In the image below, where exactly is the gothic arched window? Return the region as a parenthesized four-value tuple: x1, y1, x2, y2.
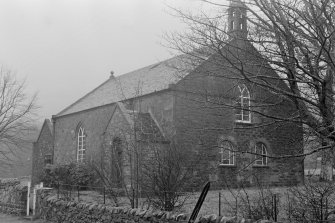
(235, 84, 251, 123)
(254, 142, 267, 166)
(77, 127, 86, 163)
(219, 141, 235, 165)
(111, 137, 122, 186)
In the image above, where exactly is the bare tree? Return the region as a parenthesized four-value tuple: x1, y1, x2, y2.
(0, 67, 37, 170)
(141, 142, 196, 211)
(164, 0, 335, 165)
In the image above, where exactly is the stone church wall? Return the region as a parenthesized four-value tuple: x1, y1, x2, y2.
(125, 90, 175, 137)
(53, 104, 116, 164)
(102, 92, 174, 189)
(173, 44, 304, 187)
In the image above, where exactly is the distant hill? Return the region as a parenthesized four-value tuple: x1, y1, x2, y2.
(0, 126, 39, 179)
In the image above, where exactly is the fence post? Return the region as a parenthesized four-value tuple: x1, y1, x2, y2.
(136, 189, 139, 208)
(273, 194, 278, 222)
(57, 183, 60, 199)
(103, 187, 106, 204)
(326, 197, 328, 221)
(32, 187, 37, 216)
(235, 196, 238, 217)
(131, 188, 135, 208)
(320, 197, 323, 221)
(164, 191, 167, 211)
(77, 186, 80, 202)
(219, 192, 221, 216)
(26, 182, 31, 216)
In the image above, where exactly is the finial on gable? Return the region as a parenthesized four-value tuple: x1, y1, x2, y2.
(110, 71, 115, 79)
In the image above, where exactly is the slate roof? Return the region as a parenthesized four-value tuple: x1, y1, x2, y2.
(36, 119, 53, 142)
(45, 119, 53, 135)
(135, 113, 166, 142)
(116, 103, 166, 142)
(56, 55, 196, 117)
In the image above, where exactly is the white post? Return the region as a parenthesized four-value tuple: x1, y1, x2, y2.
(26, 182, 30, 216)
(32, 183, 44, 216)
(32, 187, 37, 216)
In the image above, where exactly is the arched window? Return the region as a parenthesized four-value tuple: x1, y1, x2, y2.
(111, 137, 122, 187)
(235, 84, 251, 123)
(231, 20, 235, 30)
(219, 141, 235, 165)
(77, 127, 86, 163)
(254, 142, 267, 166)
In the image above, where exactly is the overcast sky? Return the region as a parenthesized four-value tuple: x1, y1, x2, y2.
(0, 0, 222, 123)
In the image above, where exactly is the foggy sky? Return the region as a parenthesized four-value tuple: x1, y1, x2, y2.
(0, 0, 215, 122)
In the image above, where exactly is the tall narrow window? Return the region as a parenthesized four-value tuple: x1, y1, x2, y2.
(254, 142, 267, 166)
(77, 127, 86, 163)
(231, 21, 235, 30)
(219, 141, 235, 165)
(111, 137, 122, 186)
(235, 84, 251, 123)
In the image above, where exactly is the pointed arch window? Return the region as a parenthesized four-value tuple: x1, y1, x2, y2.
(77, 127, 86, 163)
(254, 142, 267, 166)
(235, 84, 251, 123)
(219, 141, 235, 165)
(111, 137, 122, 186)
(231, 20, 235, 30)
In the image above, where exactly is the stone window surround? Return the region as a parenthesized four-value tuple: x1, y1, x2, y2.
(235, 84, 251, 123)
(77, 126, 86, 163)
(217, 137, 271, 168)
(219, 140, 235, 166)
(218, 136, 237, 167)
(254, 142, 268, 166)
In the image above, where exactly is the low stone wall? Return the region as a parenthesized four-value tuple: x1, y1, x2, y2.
(36, 190, 277, 223)
(0, 178, 27, 215)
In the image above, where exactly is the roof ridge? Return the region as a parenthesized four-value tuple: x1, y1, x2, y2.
(54, 53, 196, 117)
(55, 57, 179, 117)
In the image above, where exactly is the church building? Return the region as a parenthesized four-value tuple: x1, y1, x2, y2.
(32, 0, 304, 188)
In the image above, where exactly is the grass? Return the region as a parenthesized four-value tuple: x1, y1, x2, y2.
(179, 187, 289, 218)
(56, 186, 291, 220)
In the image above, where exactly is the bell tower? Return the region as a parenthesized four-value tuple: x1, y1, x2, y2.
(227, 0, 248, 39)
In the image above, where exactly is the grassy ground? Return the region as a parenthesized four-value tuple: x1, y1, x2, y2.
(179, 187, 289, 217)
(48, 181, 335, 222)
(59, 186, 289, 218)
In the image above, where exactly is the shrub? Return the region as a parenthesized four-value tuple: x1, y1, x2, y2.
(285, 180, 335, 223)
(221, 176, 279, 221)
(41, 163, 96, 188)
(141, 143, 196, 211)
